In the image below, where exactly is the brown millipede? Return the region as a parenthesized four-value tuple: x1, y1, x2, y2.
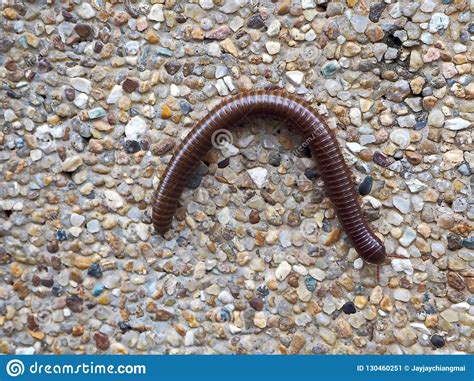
(152, 89, 386, 265)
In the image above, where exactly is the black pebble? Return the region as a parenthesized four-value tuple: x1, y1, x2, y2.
(268, 152, 281, 167)
(175, 14, 187, 23)
(304, 168, 320, 180)
(51, 285, 64, 297)
(41, 277, 54, 288)
(447, 233, 463, 251)
(186, 173, 203, 189)
(358, 175, 373, 196)
(301, 145, 312, 158)
(369, 2, 386, 23)
(256, 285, 269, 297)
(87, 263, 103, 278)
(430, 335, 445, 348)
(342, 301, 357, 314)
(125, 140, 141, 154)
(247, 13, 265, 29)
(7, 90, 22, 99)
(119, 321, 132, 332)
(217, 158, 230, 168)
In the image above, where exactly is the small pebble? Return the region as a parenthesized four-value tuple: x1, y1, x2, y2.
(358, 176, 373, 196)
(342, 302, 357, 314)
(87, 263, 103, 278)
(430, 335, 445, 348)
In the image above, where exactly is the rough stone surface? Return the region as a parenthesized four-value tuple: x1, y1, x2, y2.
(0, 0, 471, 356)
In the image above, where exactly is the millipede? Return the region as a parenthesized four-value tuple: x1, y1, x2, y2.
(152, 89, 386, 265)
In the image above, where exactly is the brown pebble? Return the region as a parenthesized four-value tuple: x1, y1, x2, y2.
(465, 277, 474, 293)
(447, 272, 465, 290)
(249, 297, 264, 311)
(122, 78, 139, 93)
(183, 62, 195, 76)
(249, 210, 260, 224)
(324, 228, 341, 246)
(72, 325, 84, 336)
(175, 207, 186, 221)
(286, 210, 301, 227)
(113, 11, 129, 26)
(176, 14, 187, 23)
(373, 151, 392, 167)
(66, 295, 83, 312)
(425, 314, 438, 328)
(64, 88, 75, 101)
(358, 149, 373, 162)
(57, 147, 67, 161)
(27, 314, 39, 331)
(405, 151, 422, 165)
(151, 138, 176, 155)
(69, 269, 83, 284)
(32, 275, 41, 287)
(74, 23, 92, 38)
(93, 41, 103, 53)
(155, 309, 173, 321)
(164, 61, 181, 75)
(277, 0, 291, 15)
(289, 331, 306, 354)
(50, 256, 62, 270)
(93, 332, 110, 350)
(422, 96, 438, 111)
(255, 231, 266, 246)
(13, 280, 29, 299)
(47, 240, 59, 253)
(287, 273, 299, 288)
(5, 59, 17, 71)
(260, 190, 276, 205)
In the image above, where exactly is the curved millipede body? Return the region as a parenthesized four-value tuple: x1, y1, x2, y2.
(152, 89, 386, 265)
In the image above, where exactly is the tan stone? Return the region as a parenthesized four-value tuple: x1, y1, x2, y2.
(74, 255, 92, 270)
(220, 38, 239, 57)
(342, 42, 361, 57)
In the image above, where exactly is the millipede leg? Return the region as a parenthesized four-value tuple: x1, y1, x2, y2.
(386, 254, 410, 260)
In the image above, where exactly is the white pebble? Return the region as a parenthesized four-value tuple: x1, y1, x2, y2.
(247, 167, 268, 188)
(275, 261, 292, 281)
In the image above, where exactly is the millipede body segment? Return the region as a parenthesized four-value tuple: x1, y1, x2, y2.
(152, 89, 386, 265)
